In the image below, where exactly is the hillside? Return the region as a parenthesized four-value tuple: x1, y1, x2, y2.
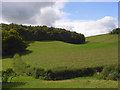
(2, 34, 118, 88)
(2, 34, 118, 70)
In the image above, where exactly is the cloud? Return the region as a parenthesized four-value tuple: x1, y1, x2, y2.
(1, 2, 118, 37)
(36, 7, 65, 26)
(35, 1, 68, 26)
(2, 1, 67, 26)
(54, 16, 117, 37)
(2, 2, 55, 24)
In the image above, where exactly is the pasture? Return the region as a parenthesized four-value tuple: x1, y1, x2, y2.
(2, 34, 118, 88)
(3, 76, 118, 88)
(2, 34, 118, 70)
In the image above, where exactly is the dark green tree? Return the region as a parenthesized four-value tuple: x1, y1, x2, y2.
(111, 28, 120, 34)
(1, 23, 86, 45)
(2, 29, 28, 56)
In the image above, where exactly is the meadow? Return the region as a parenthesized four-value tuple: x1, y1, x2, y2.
(3, 34, 118, 70)
(2, 34, 118, 88)
(3, 76, 118, 88)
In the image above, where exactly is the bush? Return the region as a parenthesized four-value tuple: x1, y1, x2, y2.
(2, 68, 17, 82)
(111, 28, 120, 34)
(34, 68, 45, 79)
(18, 66, 104, 80)
(35, 67, 102, 80)
(97, 65, 120, 80)
(25, 66, 36, 76)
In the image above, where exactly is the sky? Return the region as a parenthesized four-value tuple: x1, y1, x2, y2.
(61, 2, 118, 20)
(0, 0, 119, 36)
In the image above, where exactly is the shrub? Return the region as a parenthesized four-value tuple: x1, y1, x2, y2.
(42, 70, 54, 80)
(37, 67, 101, 80)
(34, 68, 44, 79)
(111, 28, 120, 34)
(97, 65, 120, 80)
(2, 68, 17, 82)
(25, 67, 36, 76)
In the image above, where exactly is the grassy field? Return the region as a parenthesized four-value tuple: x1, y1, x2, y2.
(2, 34, 118, 70)
(3, 76, 118, 88)
(2, 34, 118, 88)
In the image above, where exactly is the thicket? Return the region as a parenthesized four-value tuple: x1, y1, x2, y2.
(2, 68, 17, 82)
(95, 65, 120, 81)
(2, 65, 119, 82)
(1, 23, 85, 44)
(24, 65, 119, 81)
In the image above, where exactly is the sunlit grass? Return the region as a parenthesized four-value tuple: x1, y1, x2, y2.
(2, 34, 118, 70)
(3, 76, 118, 88)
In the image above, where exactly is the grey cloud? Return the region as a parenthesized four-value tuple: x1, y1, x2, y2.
(2, 2, 55, 24)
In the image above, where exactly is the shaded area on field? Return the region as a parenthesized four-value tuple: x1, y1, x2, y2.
(20, 49, 32, 56)
(2, 41, 34, 59)
(2, 56, 13, 59)
(2, 82, 26, 89)
(2, 49, 32, 59)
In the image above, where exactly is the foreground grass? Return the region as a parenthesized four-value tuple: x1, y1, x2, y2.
(3, 76, 118, 88)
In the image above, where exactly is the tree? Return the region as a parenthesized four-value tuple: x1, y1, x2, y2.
(1, 23, 86, 44)
(2, 29, 28, 56)
(111, 28, 120, 34)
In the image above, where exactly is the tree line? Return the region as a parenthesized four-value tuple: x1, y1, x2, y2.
(1, 23, 85, 56)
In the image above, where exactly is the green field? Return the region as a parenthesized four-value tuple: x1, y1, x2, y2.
(3, 76, 118, 88)
(3, 34, 118, 70)
(2, 34, 118, 88)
